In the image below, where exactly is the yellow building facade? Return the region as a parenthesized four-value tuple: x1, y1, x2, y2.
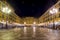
(0, 0, 21, 25)
(39, 0, 60, 26)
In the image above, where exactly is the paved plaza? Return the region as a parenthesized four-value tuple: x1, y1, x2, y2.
(0, 27, 60, 40)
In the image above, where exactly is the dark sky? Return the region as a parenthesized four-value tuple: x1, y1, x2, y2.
(7, 0, 58, 18)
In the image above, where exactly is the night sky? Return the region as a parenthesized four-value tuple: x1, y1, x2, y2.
(7, 0, 58, 18)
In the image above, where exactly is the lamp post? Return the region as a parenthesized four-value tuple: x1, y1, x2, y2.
(49, 8, 58, 29)
(1, 7, 11, 29)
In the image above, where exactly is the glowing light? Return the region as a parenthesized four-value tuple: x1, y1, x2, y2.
(38, 23, 45, 26)
(24, 27, 27, 34)
(55, 22, 58, 25)
(33, 27, 36, 33)
(1, 7, 11, 13)
(7, 9, 11, 13)
(32, 27, 36, 37)
(33, 22, 36, 24)
(1, 21, 6, 24)
(49, 8, 58, 14)
(24, 22, 26, 24)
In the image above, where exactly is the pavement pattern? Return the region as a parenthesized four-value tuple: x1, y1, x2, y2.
(0, 27, 60, 40)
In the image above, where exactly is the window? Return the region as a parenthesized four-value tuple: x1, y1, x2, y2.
(59, 8, 60, 12)
(2, 15, 4, 18)
(59, 2, 60, 6)
(0, 16, 1, 18)
(59, 14, 60, 17)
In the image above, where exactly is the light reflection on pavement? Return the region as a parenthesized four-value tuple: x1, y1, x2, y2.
(0, 27, 60, 40)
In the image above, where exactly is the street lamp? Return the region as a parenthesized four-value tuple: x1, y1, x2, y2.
(1, 7, 11, 29)
(49, 8, 58, 29)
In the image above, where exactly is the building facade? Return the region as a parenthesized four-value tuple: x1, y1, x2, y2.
(39, 0, 60, 28)
(22, 17, 39, 24)
(0, 0, 21, 26)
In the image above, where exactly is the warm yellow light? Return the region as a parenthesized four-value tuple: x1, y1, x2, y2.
(33, 22, 36, 24)
(1, 7, 11, 13)
(49, 8, 58, 14)
(24, 22, 26, 24)
(7, 9, 11, 13)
